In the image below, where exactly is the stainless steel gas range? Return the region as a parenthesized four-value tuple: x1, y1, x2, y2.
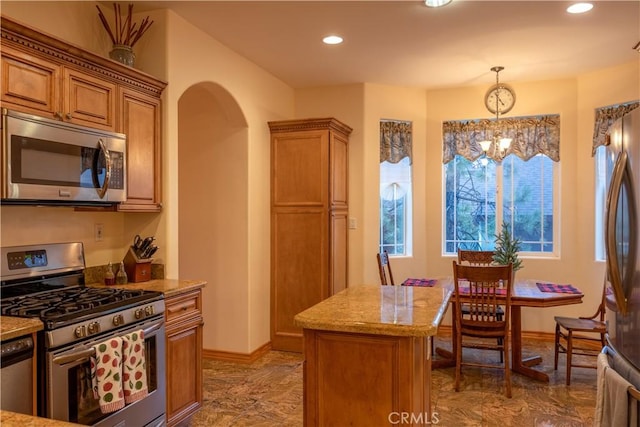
(0, 242, 166, 426)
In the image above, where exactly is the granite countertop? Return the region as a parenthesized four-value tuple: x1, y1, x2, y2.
(0, 410, 84, 426)
(88, 278, 206, 297)
(294, 284, 452, 337)
(1, 317, 43, 341)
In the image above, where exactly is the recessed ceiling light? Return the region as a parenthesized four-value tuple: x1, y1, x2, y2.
(322, 35, 343, 45)
(566, 3, 593, 14)
(424, 0, 452, 7)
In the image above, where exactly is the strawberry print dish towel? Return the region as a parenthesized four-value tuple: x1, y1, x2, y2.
(91, 337, 125, 413)
(122, 329, 148, 403)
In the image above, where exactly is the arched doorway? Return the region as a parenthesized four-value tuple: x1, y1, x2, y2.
(178, 82, 249, 352)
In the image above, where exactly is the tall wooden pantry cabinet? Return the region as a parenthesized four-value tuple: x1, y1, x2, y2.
(269, 118, 352, 352)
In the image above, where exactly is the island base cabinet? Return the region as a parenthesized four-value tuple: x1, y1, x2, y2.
(302, 329, 432, 427)
(165, 290, 203, 427)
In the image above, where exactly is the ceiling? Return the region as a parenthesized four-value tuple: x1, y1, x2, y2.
(125, 1, 639, 89)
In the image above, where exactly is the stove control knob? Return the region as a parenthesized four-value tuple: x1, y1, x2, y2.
(135, 308, 144, 319)
(88, 322, 101, 335)
(113, 314, 124, 326)
(145, 305, 154, 316)
(75, 325, 86, 338)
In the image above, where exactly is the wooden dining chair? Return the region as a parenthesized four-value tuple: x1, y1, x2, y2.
(377, 250, 395, 286)
(553, 280, 607, 385)
(452, 261, 514, 398)
(457, 249, 495, 266)
(457, 249, 505, 362)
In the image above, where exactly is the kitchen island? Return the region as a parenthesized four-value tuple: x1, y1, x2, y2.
(294, 284, 451, 427)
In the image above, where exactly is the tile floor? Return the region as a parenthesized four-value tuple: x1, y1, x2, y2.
(187, 337, 598, 427)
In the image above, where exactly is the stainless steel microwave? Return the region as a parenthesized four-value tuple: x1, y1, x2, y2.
(1, 109, 126, 206)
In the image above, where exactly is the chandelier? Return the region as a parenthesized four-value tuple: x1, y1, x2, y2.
(479, 66, 514, 161)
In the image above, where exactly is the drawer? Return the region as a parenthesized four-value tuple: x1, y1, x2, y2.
(165, 290, 202, 323)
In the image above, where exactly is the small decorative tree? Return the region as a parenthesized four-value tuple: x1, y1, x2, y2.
(493, 221, 523, 272)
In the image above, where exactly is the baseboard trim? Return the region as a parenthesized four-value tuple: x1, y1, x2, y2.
(203, 341, 272, 364)
(436, 325, 555, 342)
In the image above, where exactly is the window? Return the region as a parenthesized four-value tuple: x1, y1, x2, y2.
(380, 158, 412, 255)
(594, 146, 611, 261)
(442, 114, 560, 256)
(380, 120, 413, 256)
(444, 154, 557, 255)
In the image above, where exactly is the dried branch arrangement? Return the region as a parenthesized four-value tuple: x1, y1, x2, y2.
(97, 3, 153, 47)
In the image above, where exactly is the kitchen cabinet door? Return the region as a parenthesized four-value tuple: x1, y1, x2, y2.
(1, 46, 116, 131)
(165, 289, 203, 427)
(1, 45, 60, 118)
(63, 67, 116, 131)
(118, 88, 162, 212)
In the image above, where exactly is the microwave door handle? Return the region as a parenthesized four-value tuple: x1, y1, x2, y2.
(96, 138, 111, 199)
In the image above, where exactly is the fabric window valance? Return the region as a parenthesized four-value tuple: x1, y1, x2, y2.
(442, 114, 560, 164)
(591, 101, 639, 156)
(380, 120, 412, 164)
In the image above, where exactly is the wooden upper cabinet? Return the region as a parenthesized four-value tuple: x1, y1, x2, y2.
(1, 45, 116, 130)
(118, 88, 162, 212)
(63, 68, 116, 130)
(1, 45, 60, 117)
(1, 16, 167, 212)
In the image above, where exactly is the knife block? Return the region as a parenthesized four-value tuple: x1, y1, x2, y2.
(123, 247, 152, 283)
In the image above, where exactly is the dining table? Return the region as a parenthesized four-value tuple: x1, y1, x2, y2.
(429, 277, 584, 382)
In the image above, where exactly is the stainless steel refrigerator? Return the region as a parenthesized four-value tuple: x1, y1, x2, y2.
(604, 106, 640, 378)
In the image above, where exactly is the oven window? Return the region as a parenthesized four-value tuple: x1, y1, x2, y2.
(69, 361, 103, 425)
(66, 338, 159, 425)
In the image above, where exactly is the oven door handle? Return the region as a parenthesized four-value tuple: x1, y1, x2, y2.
(52, 320, 164, 366)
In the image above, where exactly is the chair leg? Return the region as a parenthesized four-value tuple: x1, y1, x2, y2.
(554, 323, 560, 370)
(566, 330, 573, 386)
(504, 335, 511, 398)
(455, 330, 462, 392)
(498, 337, 504, 363)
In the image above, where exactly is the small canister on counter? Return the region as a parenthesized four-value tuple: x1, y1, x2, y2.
(104, 262, 115, 285)
(116, 261, 128, 284)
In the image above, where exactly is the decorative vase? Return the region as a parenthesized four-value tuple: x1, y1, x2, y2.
(109, 44, 135, 67)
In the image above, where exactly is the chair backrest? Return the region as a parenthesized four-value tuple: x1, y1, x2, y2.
(452, 261, 513, 332)
(376, 251, 395, 286)
(457, 249, 495, 266)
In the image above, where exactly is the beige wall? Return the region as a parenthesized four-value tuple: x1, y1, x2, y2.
(162, 11, 293, 353)
(1, 2, 639, 352)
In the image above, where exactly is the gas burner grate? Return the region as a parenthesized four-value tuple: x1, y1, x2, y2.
(1, 285, 162, 328)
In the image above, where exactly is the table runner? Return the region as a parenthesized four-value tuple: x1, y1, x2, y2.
(536, 282, 581, 294)
(402, 278, 437, 287)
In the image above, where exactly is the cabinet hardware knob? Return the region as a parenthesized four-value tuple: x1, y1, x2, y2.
(54, 111, 63, 120)
(65, 113, 73, 120)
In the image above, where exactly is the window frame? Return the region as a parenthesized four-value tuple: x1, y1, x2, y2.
(379, 158, 414, 257)
(441, 154, 561, 258)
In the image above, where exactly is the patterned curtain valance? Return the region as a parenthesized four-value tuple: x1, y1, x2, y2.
(591, 101, 639, 156)
(380, 120, 412, 164)
(442, 114, 560, 164)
